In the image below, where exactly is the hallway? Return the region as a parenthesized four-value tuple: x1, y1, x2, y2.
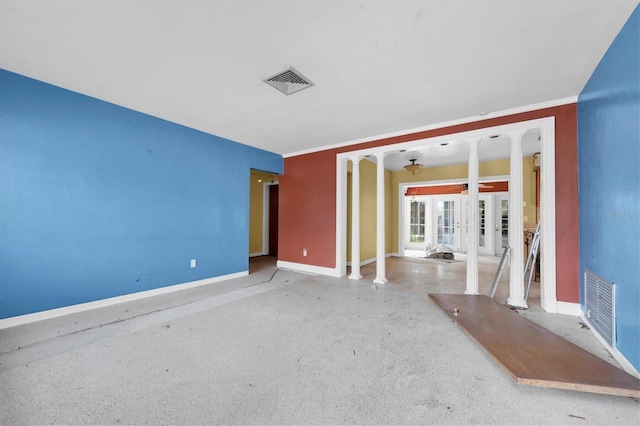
(1, 256, 636, 425)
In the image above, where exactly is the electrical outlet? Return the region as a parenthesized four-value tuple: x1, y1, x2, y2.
(303, 248, 307, 257)
(524, 216, 528, 222)
(190, 259, 197, 268)
(523, 201, 527, 207)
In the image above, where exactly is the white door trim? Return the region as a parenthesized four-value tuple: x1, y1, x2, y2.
(262, 182, 279, 256)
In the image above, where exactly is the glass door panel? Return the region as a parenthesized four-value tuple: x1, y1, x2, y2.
(462, 194, 492, 254)
(500, 200, 509, 248)
(479, 199, 486, 248)
(495, 195, 509, 255)
(409, 200, 426, 243)
(477, 194, 493, 255)
(437, 200, 456, 246)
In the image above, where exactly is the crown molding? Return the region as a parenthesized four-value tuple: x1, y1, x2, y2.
(284, 96, 577, 158)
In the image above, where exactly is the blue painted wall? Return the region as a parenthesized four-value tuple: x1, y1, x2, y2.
(0, 69, 282, 319)
(578, 6, 640, 370)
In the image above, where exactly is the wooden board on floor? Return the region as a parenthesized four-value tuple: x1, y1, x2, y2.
(428, 293, 640, 397)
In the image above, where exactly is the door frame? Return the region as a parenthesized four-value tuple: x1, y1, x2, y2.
(262, 181, 279, 256)
(404, 196, 431, 250)
(493, 192, 510, 256)
(431, 194, 462, 252)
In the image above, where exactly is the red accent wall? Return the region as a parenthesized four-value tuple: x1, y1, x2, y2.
(279, 150, 338, 267)
(279, 104, 579, 302)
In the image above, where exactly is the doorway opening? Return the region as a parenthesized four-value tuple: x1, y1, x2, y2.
(249, 170, 279, 259)
(336, 117, 557, 312)
(266, 184, 279, 256)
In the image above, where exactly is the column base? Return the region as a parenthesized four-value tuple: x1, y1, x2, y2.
(349, 273, 363, 280)
(464, 289, 480, 295)
(373, 276, 388, 284)
(507, 297, 528, 309)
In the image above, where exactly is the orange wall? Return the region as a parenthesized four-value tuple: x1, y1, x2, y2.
(279, 104, 579, 302)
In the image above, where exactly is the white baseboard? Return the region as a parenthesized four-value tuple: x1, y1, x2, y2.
(276, 260, 342, 277)
(556, 301, 582, 316)
(249, 252, 265, 258)
(581, 314, 640, 379)
(0, 271, 249, 330)
(346, 253, 398, 267)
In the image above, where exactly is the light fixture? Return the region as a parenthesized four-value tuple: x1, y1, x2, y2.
(461, 183, 468, 195)
(404, 158, 423, 174)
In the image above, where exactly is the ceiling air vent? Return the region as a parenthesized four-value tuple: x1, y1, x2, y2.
(264, 67, 314, 95)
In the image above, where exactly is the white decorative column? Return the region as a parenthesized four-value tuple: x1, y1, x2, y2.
(374, 152, 388, 284)
(465, 138, 480, 295)
(507, 130, 527, 308)
(349, 156, 363, 280)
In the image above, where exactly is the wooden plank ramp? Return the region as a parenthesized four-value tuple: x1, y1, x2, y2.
(428, 293, 640, 397)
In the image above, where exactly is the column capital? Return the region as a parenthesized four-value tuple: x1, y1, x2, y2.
(349, 155, 363, 164)
(508, 129, 527, 143)
(374, 151, 386, 161)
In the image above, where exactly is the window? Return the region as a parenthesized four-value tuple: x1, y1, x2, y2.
(409, 201, 426, 243)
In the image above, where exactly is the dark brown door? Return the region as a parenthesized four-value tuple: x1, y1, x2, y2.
(268, 185, 279, 256)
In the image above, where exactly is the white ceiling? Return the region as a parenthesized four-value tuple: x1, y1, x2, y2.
(370, 129, 541, 171)
(1, 1, 637, 158)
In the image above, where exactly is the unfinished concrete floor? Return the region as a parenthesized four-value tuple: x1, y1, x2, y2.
(1, 256, 638, 425)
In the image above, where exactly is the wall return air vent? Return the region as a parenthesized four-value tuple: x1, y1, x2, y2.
(584, 269, 616, 348)
(264, 67, 314, 95)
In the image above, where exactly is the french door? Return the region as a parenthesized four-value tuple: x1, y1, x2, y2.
(403, 193, 508, 255)
(405, 197, 429, 250)
(433, 196, 461, 251)
(476, 194, 494, 255)
(494, 194, 509, 255)
(460, 194, 493, 255)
